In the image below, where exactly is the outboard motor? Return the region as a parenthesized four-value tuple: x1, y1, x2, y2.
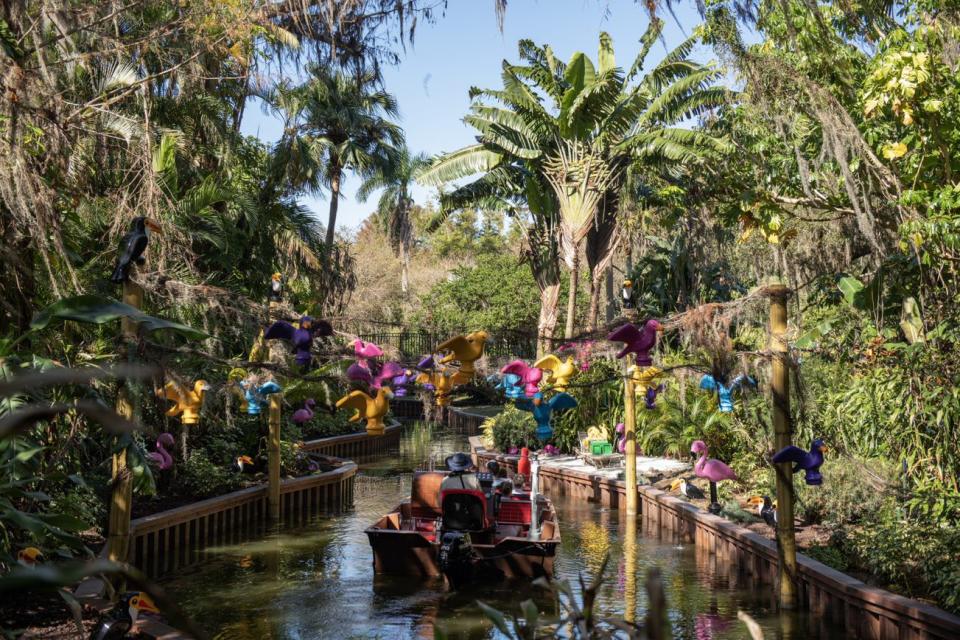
(438, 531, 476, 589)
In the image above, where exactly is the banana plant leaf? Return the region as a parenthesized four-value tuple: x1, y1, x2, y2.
(29, 295, 207, 340)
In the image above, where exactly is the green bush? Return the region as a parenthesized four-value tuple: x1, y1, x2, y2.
(173, 450, 243, 499)
(553, 359, 623, 453)
(50, 483, 105, 533)
(798, 457, 897, 527)
(487, 405, 539, 452)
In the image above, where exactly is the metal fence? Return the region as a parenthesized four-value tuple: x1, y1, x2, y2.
(353, 329, 536, 360)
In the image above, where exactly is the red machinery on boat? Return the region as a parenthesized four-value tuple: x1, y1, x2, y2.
(365, 457, 560, 589)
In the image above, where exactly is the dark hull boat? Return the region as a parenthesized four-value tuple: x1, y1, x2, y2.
(365, 471, 560, 589)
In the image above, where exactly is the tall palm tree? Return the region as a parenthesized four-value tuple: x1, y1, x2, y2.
(272, 67, 403, 247)
(357, 144, 431, 295)
(420, 21, 729, 338)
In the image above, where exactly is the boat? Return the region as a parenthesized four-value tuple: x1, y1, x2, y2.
(365, 462, 560, 589)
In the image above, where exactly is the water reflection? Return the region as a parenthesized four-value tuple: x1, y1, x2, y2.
(163, 423, 846, 639)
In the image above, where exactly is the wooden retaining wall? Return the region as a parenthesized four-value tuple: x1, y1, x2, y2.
(473, 441, 960, 640)
(129, 462, 356, 578)
(300, 420, 402, 461)
(447, 406, 498, 435)
(390, 396, 425, 419)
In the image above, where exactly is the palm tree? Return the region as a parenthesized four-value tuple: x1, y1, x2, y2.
(357, 144, 430, 296)
(272, 66, 403, 247)
(420, 21, 729, 339)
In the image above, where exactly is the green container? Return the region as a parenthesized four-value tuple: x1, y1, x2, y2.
(590, 441, 613, 455)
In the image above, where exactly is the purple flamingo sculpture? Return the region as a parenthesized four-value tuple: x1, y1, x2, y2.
(615, 422, 626, 453)
(607, 319, 663, 366)
(146, 433, 175, 471)
(292, 399, 316, 425)
(773, 438, 827, 485)
(500, 360, 542, 398)
(691, 440, 738, 514)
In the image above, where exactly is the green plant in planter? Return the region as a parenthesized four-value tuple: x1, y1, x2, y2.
(489, 405, 539, 452)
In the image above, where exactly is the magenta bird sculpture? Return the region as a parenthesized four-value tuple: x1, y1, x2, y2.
(373, 362, 404, 389)
(543, 444, 559, 456)
(346, 361, 373, 385)
(500, 360, 543, 397)
(615, 422, 626, 453)
(607, 319, 663, 366)
(691, 439, 737, 514)
(146, 433, 175, 471)
(292, 399, 316, 425)
(353, 339, 384, 363)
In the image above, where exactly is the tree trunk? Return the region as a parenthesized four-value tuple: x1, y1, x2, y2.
(399, 239, 410, 296)
(587, 269, 605, 332)
(538, 282, 560, 357)
(325, 167, 341, 248)
(564, 248, 580, 339)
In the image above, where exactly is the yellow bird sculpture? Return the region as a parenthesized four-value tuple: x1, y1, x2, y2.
(533, 353, 578, 391)
(416, 371, 455, 406)
(156, 379, 210, 425)
(628, 365, 663, 393)
(336, 387, 394, 435)
(437, 330, 488, 385)
(227, 368, 249, 413)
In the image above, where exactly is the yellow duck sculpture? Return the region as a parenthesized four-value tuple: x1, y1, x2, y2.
(156, 379, 210, 424)
(416, 370, 455, 406)
(437, 330, 488, 385)
(533, 353, 578, 391)
(336, 387, 394, 435)
(227, 368, 249, 413)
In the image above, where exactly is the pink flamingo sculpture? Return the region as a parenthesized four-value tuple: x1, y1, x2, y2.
(353, 339, 383, 365)
(292, 399, 316, 425)
(691, 440, 737, 514)
(500, 360, 542, 397)
(615, 422, 626, 453)
(146, 433, 175, 471)
(373, 362, 404, 389)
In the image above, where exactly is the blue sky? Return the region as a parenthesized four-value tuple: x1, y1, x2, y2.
(241, 0, 711, 235)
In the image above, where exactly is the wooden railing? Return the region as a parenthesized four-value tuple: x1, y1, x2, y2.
(300, 421, 402, 460)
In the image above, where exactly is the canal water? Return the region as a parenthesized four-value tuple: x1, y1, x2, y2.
(161, 422, 844, 639)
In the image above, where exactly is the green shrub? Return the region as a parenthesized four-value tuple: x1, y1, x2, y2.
(173, 450, 243, 499)
(804, 544, 850, 572)
(553, 359, 623, 453)
(798, 457, 897, 527)
(488, 405, 538, 452)
(50, 483, 105, 533)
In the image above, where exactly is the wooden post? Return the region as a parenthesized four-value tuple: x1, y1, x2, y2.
(623, 511, 638, 624)
(268, 393, 282, 522)
(107, 277, 143, 563)
(768, 285, 797, 609)
(624, 362, 638, 517)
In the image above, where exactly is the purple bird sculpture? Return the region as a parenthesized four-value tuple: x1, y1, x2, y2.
(501, 360, 543, 398)
(292, 399, 316, 425)
(543, 444, 560, 456)
(373, 362, 404, 389)
(607, 319, 663, 366)
(772, 438, 827, 485)
(392, 369, 414, 397)
(644, 383, 666, 410)
(346, 361, 373, 385)
(146, 433, 175, 471)
(417, 354, 436, 370)
(264, 316, 332, 369)
(691, 439, 737, 514)
(615, 422, 626, 453)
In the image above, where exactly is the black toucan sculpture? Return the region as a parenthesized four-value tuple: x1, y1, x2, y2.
(110, 217, 161, 283)
(89, 591, 160, 639)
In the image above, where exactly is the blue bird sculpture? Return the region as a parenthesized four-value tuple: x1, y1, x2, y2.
(240, 378, 283, 416)
(772, 438, 827, 485)
(491, 372, 524, 399)
(699, 374, 756, 412)
(515, 392, 578, 441)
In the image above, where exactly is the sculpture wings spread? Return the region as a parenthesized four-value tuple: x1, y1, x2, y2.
(373, 362, 404, 388)
(501, 360, 542, 397)
(336, 391, 372, 422)
(547, 392, 578, 412)
(264, 320, 296, 342)
(437, 335, 468, 364)
(157, 382, 185, 417)
(772, 445, 812, 470)
(607, 323, 643, 360)
(354, 340, 384, 359)
(533, 354, 562, 382)
(258, 380, 282, 396)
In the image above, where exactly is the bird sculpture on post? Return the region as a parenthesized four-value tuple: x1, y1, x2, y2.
(690, 440, 738, 514)
(146, 433, 175, 471)
(629, 365, 666, 409)
(437, 330, 489, 385)
(699, 373, 756, 412)
(90, 592, 161, 640)
(264, 316, 333, 370)
(346, 361, 373, 385)
(336, 387, 394, 435)
(500, 360, 543, 398)
(772, 438, 827, 485)
(416, 370, 454, 406)
(353, 339, 384, 365)
(110, 217, 162, 283)
(239, 377, 282, 416)
(533, 354, 578, 391)
(515, 392, 578, 441)
(267, 272, 283, 303)
(373, 362, 405, 389)
(489, 372, 524, 399)
(156, 380, 210, 425)
(607, 319, 663, 367)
